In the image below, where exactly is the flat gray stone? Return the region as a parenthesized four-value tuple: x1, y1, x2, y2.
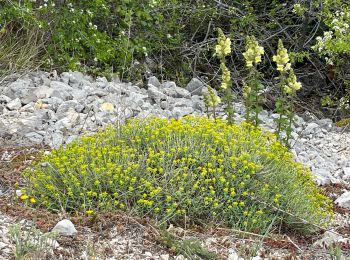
(71, 89, 88, 100)
(172, 107, 194, 119)
(20, 116, 42, 130)
(335, 191, 350, 209)
(56, 101, 82, 118)
(25, 132, 44, 143)
(22, 93, 38, 105)
(186, 78, 204, 96)
(0, 95, 11, 103)
(147, 84, 167, 102)
(148, 76, 161, 88)
(343, 167, 350, 180)
(6, 98, 22, 110)
(35, 85, 54, 99)
(304, 122, 320, 136)
(314, 168, 339, 185)
(9, 79, 33, 92)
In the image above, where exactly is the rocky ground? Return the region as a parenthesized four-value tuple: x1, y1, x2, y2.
(0, 71, 350, 259)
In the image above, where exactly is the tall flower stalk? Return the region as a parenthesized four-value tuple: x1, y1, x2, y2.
(214, 28, 235, 124)
(242, 36, 265, 126)
(273, 39, 302, 147)
(204, 87, 221, 120)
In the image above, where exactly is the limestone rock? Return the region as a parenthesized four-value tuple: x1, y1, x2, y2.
(52, 219, 77, 236)
(335, 191, 350, 209)
(147, 76, 161, 88)
(186, 78, 205, 96)
(147, 84, 167, 102)
(6, 98, 22, 110)
(0, 95, 11, 104)
(313, 230, 349, 248)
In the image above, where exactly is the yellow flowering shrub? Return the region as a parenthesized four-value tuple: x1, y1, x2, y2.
(22, 116, 332, 234)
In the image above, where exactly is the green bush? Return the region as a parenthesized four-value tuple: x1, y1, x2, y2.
(0, 0, 182, 79)
(22, 116, 332, 234)
(312, 0, 350, 111)
(1, 0, 341, 84)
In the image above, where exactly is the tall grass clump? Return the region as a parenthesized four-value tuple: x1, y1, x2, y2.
(0, 24, 45, 77)
(21, 116, 332, 234)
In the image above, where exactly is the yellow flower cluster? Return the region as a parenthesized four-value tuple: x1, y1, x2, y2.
(243, 36, 264, 67)
(273, 39, 302, 95)
(22, 116, 333, 233)
(242, 84, 251, 98)
(215, 28, 231, 59)
(20, 194, 36, 203)
(273, 39, 291, 71)
(204, 87, 221, 107)
(220, 63, 231, 89)
(284, 70, 302, 94)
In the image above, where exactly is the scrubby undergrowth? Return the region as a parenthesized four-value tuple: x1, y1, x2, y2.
(22, 116, 332, 234)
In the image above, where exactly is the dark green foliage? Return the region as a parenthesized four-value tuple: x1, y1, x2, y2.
(0, 1, 322, 79)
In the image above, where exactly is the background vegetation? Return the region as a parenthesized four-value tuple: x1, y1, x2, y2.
(0, 1, 349, 118)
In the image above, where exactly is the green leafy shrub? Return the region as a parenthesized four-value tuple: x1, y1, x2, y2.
(0, 1, 329, 82)
(22, 116, 332, 234)
(311, 0, 350, 112)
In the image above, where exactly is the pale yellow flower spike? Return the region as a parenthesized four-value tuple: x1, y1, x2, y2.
(273, 39, 290, 72)
(285, 69, 302, 94)
(220, 63, 231, 89)
(204, 87, 221, 107)
(215, 28, 231, 59)
(243, 36, 264, 67)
